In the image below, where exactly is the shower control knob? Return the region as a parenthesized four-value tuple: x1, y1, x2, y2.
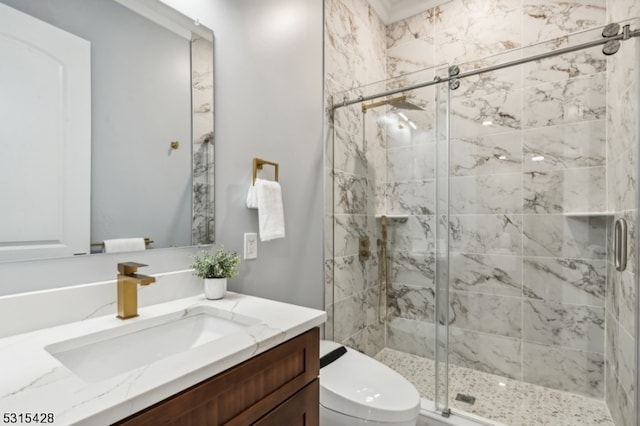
(359, 236, 371, 261)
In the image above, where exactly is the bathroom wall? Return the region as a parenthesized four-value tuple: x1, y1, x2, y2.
(161, 0, 325, 310)
(324, 0, 388, 354)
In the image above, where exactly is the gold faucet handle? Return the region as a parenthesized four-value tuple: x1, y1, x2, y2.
(118, 262, 148, 275)
(134, 274, 156, 285)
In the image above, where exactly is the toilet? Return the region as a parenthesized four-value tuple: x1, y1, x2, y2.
(319, 340, 421, 426)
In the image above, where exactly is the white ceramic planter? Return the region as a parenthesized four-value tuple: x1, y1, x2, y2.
(203, 278, 227, 300)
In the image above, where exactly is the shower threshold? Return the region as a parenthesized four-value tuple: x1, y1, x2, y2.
(375, 348, 613, 426)
(418, 399, 504, 426)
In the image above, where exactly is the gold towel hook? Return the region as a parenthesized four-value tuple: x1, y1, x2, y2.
(253, 157, 279, 184)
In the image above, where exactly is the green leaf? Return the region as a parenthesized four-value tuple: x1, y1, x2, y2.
(190, 247, 241, 278)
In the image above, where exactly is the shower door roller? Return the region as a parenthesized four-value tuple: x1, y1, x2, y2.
(614, 218, 627, 271)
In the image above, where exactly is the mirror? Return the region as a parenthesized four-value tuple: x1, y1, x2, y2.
(0, 0, 214, 262)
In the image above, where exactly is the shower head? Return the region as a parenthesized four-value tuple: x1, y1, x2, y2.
(390, 99, 424, 111)
(361, 95, 423, 112)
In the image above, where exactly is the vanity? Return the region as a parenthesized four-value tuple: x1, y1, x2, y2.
(0, 275, 326, 425)
(115, 328, 319, 425)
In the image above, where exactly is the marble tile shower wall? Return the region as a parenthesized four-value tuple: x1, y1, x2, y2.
(324, 0, 388, 356)
(326, 0, 638, 419)
(383, 0, 628, 401)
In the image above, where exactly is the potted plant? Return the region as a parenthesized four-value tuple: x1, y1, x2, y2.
(190, 247, 241, 299)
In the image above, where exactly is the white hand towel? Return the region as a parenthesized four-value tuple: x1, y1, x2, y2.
(103, 237, 146, 253)
(246, 183, 259, 209)
(255, 178, 285, 241)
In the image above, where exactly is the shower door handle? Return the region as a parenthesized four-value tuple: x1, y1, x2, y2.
(614, 218, 627, 272)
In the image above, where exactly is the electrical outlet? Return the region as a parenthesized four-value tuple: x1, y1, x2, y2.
(244, 233, 258, 260)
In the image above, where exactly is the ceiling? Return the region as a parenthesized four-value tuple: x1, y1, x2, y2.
(368, 0, 449, 24)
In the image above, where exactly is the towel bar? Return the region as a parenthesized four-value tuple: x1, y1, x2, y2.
(90, 237, 154, 248)
(253, 157, 279, 184)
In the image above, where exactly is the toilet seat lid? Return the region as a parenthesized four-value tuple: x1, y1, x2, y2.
(319, 340, 421, 423)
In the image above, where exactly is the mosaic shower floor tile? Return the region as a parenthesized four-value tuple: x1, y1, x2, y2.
(374, 348, 614, 426)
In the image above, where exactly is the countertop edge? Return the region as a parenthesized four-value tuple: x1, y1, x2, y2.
(87, 317, 325, 425)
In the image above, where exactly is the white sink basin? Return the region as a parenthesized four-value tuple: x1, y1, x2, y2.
(45, 306, 259, 383)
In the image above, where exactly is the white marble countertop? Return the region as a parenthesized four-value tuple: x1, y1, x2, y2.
(0, 292, 326, 425)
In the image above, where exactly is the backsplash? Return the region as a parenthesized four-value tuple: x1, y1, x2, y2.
(0, 270, 202, 338)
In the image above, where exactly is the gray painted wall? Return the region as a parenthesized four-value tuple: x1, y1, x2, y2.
(160, 0, 325, 310)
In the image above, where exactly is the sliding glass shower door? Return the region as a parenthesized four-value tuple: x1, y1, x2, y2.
(436, 22, 639, 425)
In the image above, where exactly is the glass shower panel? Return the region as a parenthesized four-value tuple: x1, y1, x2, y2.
(605, 19, 639, 426)
(329, 76, 421, 357)
(328, 65, 451, 407)
(381, 67, 448, 407)
(329, 82, 383, 353)
(443, 23, 638, 426)
(434, 67, 450, 414)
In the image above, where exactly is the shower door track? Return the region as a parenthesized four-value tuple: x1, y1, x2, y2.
(331, 22, 640, 110)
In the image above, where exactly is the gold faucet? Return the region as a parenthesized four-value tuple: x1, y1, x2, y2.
(117, 262, 156, 319)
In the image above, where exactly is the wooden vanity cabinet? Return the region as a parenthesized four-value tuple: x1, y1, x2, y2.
(113, 327, 320, 426)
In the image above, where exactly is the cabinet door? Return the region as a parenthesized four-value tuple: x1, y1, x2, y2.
(253, 379, 319, 426)
(114, 328, 319, 426)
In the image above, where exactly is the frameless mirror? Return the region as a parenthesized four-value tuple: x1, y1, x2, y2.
(0, 0, 214, 262)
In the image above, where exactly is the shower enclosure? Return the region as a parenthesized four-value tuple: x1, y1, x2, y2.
(327, 21, 639, 426)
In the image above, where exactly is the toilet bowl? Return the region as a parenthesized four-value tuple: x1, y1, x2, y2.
(319, 340, 421, 426)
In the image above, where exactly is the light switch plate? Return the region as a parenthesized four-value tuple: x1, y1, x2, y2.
(244, 233, 258, 260)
